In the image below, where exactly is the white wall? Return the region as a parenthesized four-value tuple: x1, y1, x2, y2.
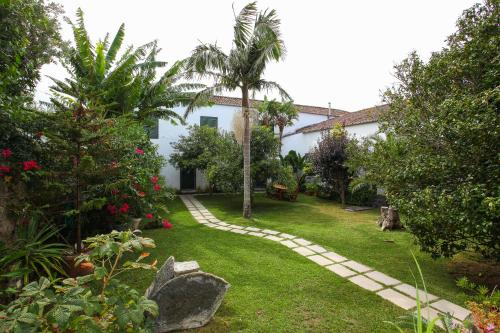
(153, 104, 327, 190)
(281, 121, 380, 156)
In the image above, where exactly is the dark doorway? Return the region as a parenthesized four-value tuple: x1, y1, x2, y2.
(180, 168, 196, 190)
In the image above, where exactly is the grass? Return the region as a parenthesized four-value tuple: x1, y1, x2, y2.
(197, 193, 466, 306)
(127, 197, 409, 332)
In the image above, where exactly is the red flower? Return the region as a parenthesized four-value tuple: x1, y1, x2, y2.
(111, 189, 119, 195)
(111, 161, 118, 169)
(119, 203, 130, 213)
(0, 165, 11, 173)
(162, 220, 172, 229)
(1, 149, 12, 159)
(107, 204, 117, 215)
(151, 176, 159, 184)
(137, 191, 146, 197)
(153, 184, 161, 191)
(135, 148, 144, 155)
(22, 160, 41, 171)
(145, 213, 153, 219)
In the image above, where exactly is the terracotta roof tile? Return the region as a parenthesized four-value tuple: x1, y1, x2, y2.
(210, 95, 347, 117)
(295, 104, 388, 134)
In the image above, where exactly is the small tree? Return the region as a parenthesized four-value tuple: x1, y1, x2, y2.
(258, 98, 298, 145)
(310, 124, 350, 207)
(281, 150, 311, 190)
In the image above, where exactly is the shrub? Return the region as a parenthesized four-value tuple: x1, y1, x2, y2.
(347, 184, 377, 206)
(267, 165, 298, 200)
(0, 230, 159, 332)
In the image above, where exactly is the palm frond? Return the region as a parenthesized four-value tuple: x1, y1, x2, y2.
(233, 2, 257, 49)
(184, 43, 229, 79)
(106, 23, 125, 68)
(183, 84, 226, 117)
(252, 80, 290, 101)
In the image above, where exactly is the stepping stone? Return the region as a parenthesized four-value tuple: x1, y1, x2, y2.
(216, 226, 231, 231)
(262, 229, 280, 235)
(245, 227, 261, 232)
(365, 271, 401, 286)
(230, 225, 244, 229)
(209, 218, 221, 223)
(348, 275, 383, 292)
(307, 255, 333, 266)
(293, 247, 315, 256)
(281, 240, 299, 248)
(197, 220, 209, 224)
(229, 229, 248, 234)
(326, 264, 357, 278)
(342, 260, 372, 273)
(420, 306, 462, 329)
(430, 300, 471, 321)
(217, 222, 230, 226)
(205, 223, 218, 228)
(376, 288, 416, 310)
(293, 238, 312, 246)
(306, 245, 327, 253)
(265, 235, 283, 242)
(394, 283, 438, 302)
(279, 233, 296, 239)
(248, 231, 265, 237)
(322, 252, 347, 263)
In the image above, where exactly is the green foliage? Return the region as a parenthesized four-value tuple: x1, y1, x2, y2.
(51, 9, 201, 123)
(267, 165, 298, 199)
(0, 219, 68, 302)
(280, 150, 311, 190)
(0, 231, 158, 332)
(0, 0, 62, 96)
(346, 184, 377, 206)
(310, 130, 351, 206)
(350, 1, 500, 258)
(258, 97, 298, 143)
(170, 125, 280, 193)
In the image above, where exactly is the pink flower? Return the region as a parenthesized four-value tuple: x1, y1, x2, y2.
(1, 149, 12, 159)
(0, 165, 11, 173)
(135, 148, 144, 155)
(162, 220, 172, 229)
(22, 160, 41, 171)
(107, 204, 117, 215)
(151, 176, 159, 184)
(119, 203, 130, 214)
(153, 184, 161, 191)
(145, 213, 153, 219)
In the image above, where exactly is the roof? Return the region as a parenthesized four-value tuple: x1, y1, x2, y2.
(210, 95, 348, 117)
(293, 104, 389, 134)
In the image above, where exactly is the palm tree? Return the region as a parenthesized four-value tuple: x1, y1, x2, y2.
(184, 2, 290, 218)
(258, 98, 297, 145)
(50, 8, 202, 122)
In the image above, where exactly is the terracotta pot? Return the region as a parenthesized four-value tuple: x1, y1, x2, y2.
(63, 255, 94, 278)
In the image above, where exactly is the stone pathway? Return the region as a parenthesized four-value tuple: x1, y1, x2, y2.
(179, 195, 469, 327)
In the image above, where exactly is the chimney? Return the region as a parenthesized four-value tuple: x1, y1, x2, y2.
(328, 102, 332, 119)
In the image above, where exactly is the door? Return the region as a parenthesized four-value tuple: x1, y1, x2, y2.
(180, 168, 196, 190)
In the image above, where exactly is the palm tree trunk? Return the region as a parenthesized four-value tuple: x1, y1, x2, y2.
(242, 86, 252, 218)
(279, 126, 284, 148)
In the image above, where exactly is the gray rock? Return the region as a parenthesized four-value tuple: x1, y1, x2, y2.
(174, 261, 200, 276)
(151, 272, 230, 333)
(145, 256, 175, 299)
(145, 257, 230, 332)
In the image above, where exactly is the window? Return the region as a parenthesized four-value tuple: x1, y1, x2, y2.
(200, 116, 218, 129)
(146, 118, 159, 139)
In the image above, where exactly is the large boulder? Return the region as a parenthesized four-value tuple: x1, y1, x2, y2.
(146, 257, 230, 332)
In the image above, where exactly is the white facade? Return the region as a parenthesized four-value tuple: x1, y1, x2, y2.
(153, 103, 329, 190)
(281, 121, 380, 156)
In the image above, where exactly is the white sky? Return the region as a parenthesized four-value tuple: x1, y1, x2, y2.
(36, 0, 478, 112)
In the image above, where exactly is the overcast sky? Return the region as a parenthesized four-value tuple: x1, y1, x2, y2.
(36, 0, 478, 111)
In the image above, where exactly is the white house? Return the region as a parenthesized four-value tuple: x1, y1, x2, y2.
(281, 104, 388, 156)
(152, 95, 386, 191)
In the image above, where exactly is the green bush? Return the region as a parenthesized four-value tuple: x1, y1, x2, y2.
(0, 231, 159, 332)
(346, 184, 377, 206)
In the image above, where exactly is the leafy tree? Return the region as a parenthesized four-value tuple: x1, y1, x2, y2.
(50, 9, 201, 123)
(0, 0, 62, 96)
(350, 0, 500, 259)
(184, 2, 290, 218)
(310, 124, 350, 207)
(280, 150, 310, 190)
(258, 98, 298, 145)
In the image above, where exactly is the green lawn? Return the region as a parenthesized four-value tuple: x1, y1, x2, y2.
(127, 194, 466, 332)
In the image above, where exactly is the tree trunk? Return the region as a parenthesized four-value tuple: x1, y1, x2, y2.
(339, 180, 346, 208)
(278, 126, 284, 148)
(242, 86, 252, 218)
(378, 205, 402, 231)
